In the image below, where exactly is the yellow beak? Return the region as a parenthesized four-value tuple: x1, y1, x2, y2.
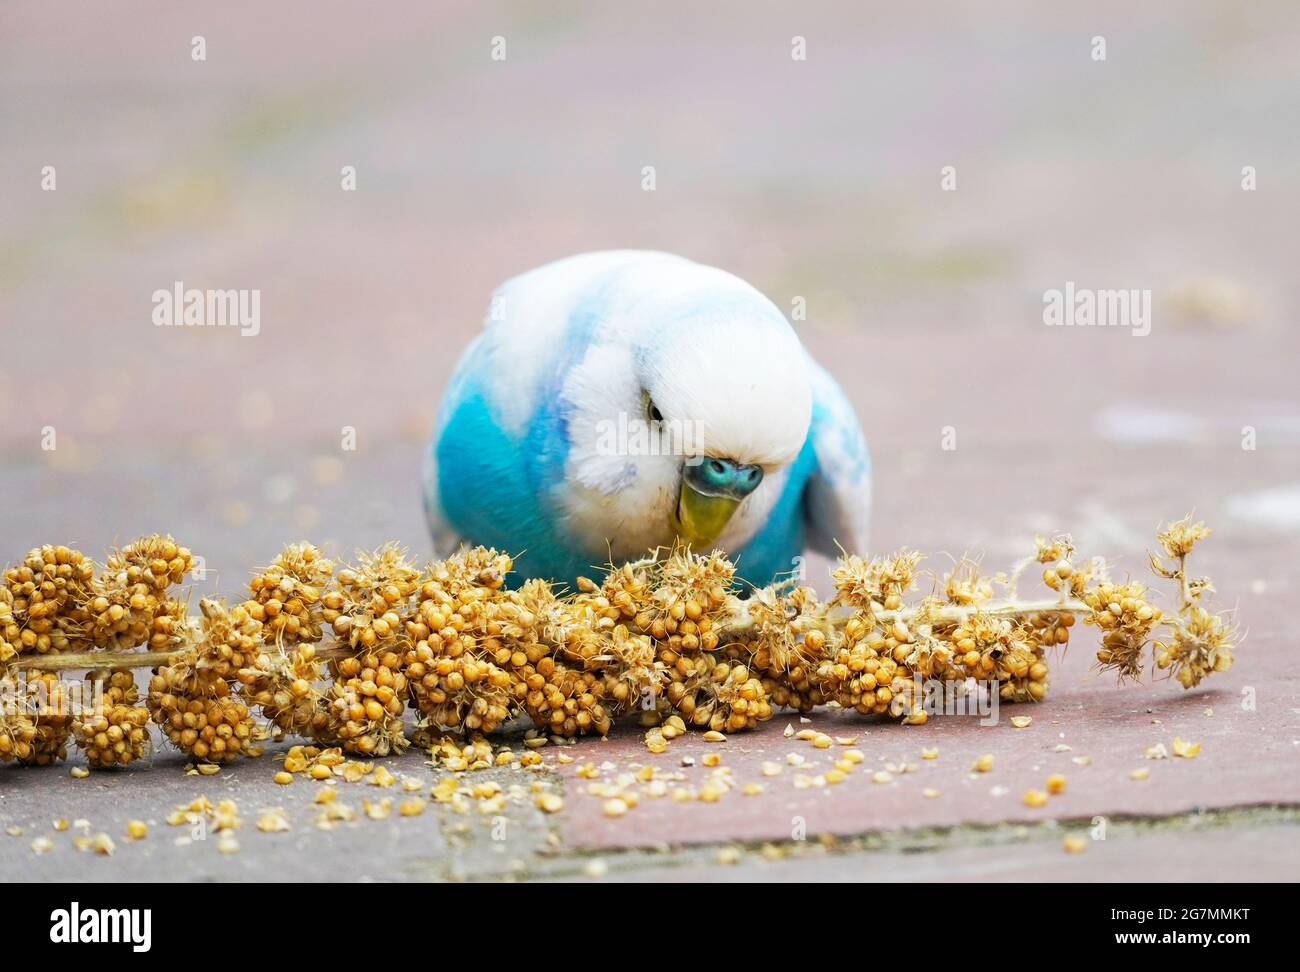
(672, 480, 741, 548)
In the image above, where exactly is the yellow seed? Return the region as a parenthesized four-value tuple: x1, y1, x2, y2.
(70, 767, 89, 779)
(825, 769, 847, 785)
(842, 749, 864, 764)
(761, 761, 782, 777)
(53, 819, 69, 832)
(923, 788, 941, 799)
(398, 798, 426, 817)
(196, 764, 220, 776)
(125, 820, 147, 840)
(314, 786, 337, 804)
(1022, 788, 1048, 808)
(702, 730, 726, 742)
(741, 783, 763, 796)
(603, 798, 628, 817)
(872, 771, 893, 784)
(257, 810, 291, 833)
(274, 771, 293, 785)
(1172, 736, 1201, 759)
(309, 764, 333, 780)
(702, 753, 721, 767)
(535, 793, 565, 813)
(1010, 716, 1033, 729)
(699, 784, 722, 803)
(973, 753, 994, 773)
(1062, 834, 1088, 854)
(31, 837, 54, 854)
(1046, 774, 1067, 794)
(921, 748, 939, 760)
(1130, 767, 1150, 781)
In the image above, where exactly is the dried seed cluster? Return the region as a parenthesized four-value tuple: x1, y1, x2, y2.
(0, 519, 1242, 776)
(83, 537, 195, 652)
(403, 549, 532, 735)
(73, 669, 150, 768)
(243, 542, 333, 646)
(146, 599, 258, 765)
(3, 545, 95, 654)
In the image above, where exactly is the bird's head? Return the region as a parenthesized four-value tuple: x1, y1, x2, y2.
(560, 284, 813, 558)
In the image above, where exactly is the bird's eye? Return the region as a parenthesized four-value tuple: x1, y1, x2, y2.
(647, 397, 663, 423)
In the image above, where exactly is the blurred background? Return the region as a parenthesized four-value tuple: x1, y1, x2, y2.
(1, 0, 1297, 596)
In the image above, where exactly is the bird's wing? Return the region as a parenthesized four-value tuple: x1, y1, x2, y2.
(803, 358, 872, 557)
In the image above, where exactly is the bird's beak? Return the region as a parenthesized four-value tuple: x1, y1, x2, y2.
(671, 456, 764, 548)
(673, 481, 741, 548)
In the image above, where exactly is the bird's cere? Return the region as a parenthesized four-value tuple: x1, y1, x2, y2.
(1, 516, 1235, 772)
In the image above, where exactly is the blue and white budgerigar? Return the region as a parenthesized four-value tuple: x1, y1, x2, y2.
(423, 251, 871, 588)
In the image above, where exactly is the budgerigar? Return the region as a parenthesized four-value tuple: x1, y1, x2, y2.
(423, 251, 871, 588)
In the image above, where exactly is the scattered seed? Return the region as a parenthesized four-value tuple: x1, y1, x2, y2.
(1010, 716, 1033, 729)
(603, 798, 628, 817)
(125, 820, 147, 840)
(1046, 774, 1067, 794)
(1130, 767, 1150, 781)
(273, 771, 293, 785)
(973, 754, 994, 773)
(1022, 789, 1048, 808)
(31, 836, 54, 854)
(1172, 736, 1200, 758)
(702, 731, 726, 742)
(1062, 834, 1088, 854)
(257, 809, 291, 833)
(70, 767, 89, 779)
